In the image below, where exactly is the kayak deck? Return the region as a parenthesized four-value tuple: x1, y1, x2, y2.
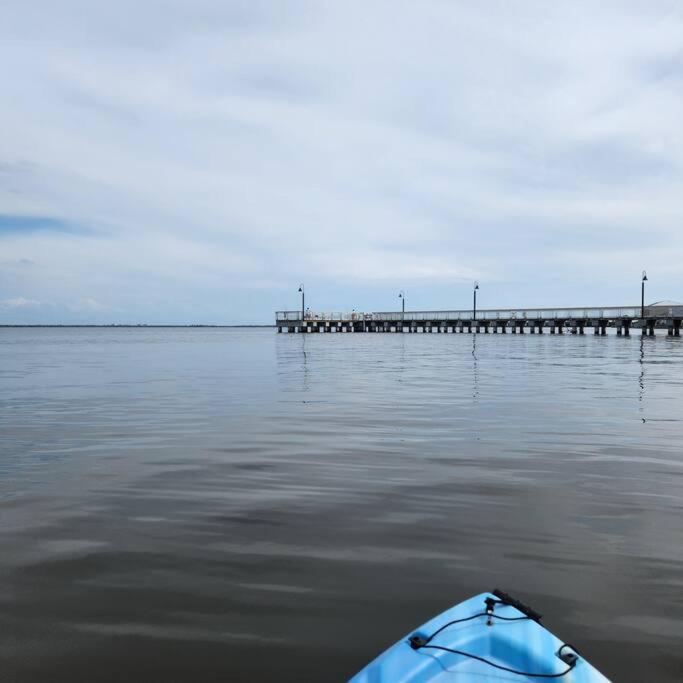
(349, 592, 610, 682)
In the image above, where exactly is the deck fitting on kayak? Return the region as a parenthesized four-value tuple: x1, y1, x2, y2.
(485, 596, 496, 626)
(408, 635, 428, 650)
(558, 644, 580, 666)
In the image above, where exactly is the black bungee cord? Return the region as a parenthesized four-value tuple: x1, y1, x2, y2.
(415, 644, 578, 679)
(412, 609, 530, 646)
(408, 593, 580, 679)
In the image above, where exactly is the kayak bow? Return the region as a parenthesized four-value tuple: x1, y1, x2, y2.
(349, 590, 610, 682)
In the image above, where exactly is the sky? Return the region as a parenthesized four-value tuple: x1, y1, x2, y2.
(1, 0, 682, 324)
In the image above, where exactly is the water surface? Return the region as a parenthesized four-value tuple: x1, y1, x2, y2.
(1, 327, 682, 681)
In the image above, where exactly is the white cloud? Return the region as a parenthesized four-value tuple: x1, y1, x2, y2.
(0, 297, 40, 309)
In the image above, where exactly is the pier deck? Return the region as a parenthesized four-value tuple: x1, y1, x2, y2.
(276, 304, 683, 336)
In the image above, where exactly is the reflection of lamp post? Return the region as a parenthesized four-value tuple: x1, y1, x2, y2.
(641, 271, 647, 320)
(298, 284, 305, 321)
(473, 281, 479, 327)
(399, 291, 405, 331)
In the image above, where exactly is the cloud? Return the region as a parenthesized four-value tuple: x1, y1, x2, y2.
(0, 297, 40, 309)
(0, 1, 682, 323)
(0, 214, 84, 235)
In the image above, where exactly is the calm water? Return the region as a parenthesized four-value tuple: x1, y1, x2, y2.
(1, 327, 682, 682)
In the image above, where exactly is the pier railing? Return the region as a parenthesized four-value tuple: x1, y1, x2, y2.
(276, 306, 664, 323)
(370, 306, 643, 322)
(276, 311, 369, 322)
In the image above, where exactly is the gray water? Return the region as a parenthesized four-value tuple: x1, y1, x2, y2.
(1, 327, 682, 682)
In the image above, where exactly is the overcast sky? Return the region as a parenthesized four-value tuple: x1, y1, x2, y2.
(1, 1, 682, 324)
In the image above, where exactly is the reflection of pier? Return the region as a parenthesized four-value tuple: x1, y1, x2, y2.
(276, 303, 683, 336)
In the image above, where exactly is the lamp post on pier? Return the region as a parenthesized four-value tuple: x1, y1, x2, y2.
(298, 284, 305, 322)
(399, 291, 405, 331)
(641, 271, 647, 320)
(473, 281, 479, 330)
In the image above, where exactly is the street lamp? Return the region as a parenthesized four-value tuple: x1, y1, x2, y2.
(399, 290, 405, 331)
(298, 284, 305, 321)
(641, 271, 647, 320)
(473, 281, 479, 327)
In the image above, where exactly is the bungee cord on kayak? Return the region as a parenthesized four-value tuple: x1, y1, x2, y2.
(408, 612, 529, 648)
(412, 590, 539, 646)
(414, 644, 577, 679)
(408, 594, 579, 679)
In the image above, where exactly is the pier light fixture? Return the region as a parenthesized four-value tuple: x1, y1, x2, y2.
(473, 281, 479, 325)
(298, 284, 305, 321)
(399, 291, 405, 330)
(641, 271, 647, 320)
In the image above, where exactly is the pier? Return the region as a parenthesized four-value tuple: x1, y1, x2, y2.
(276, 303, 683, 336)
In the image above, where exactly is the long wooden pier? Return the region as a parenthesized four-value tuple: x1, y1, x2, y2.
(276, 303, 683, 336)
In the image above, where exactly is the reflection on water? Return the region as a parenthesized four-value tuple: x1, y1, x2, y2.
(1, 327, 682, 682)
(471, 334, 479, 404)
(639, 337, 646, 421)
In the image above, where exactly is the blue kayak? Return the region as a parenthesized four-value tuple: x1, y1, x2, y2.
(349, 590, 610, 682)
